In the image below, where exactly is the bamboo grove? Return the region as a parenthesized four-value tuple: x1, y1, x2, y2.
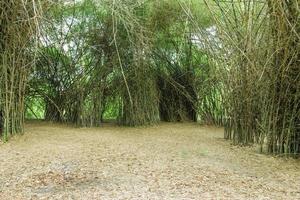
(0, 0, 299, 156)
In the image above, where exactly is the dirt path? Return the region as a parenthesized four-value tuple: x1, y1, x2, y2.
(0, 122, 299, 200)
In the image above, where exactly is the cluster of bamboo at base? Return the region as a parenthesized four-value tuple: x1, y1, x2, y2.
(261, 0, 300, 155)
(107, 1, 161, 126)
(118, 44, 160, 126)
(64, 87, 106, 127)
(208, 0, 300, 155)
(0, 0, 42, 141)
(120, 66, 160, 126)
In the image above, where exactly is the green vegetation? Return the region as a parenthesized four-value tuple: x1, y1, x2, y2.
(0, 0, 299, 156)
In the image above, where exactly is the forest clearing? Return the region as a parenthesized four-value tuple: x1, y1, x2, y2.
(0, 122, 299, 199)
(0, 0, 299, 199)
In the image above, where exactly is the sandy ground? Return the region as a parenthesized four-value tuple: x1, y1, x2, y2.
(0, 122, 299, 200)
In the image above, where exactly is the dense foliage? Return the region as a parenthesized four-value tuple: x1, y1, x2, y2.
(25, 0, 212, 126)
(0, 0, 299, 156)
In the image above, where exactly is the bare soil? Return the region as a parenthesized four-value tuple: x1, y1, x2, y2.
(0, 122, 299, 200)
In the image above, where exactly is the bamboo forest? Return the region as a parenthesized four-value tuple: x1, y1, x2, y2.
(0, 0, 299, 199)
